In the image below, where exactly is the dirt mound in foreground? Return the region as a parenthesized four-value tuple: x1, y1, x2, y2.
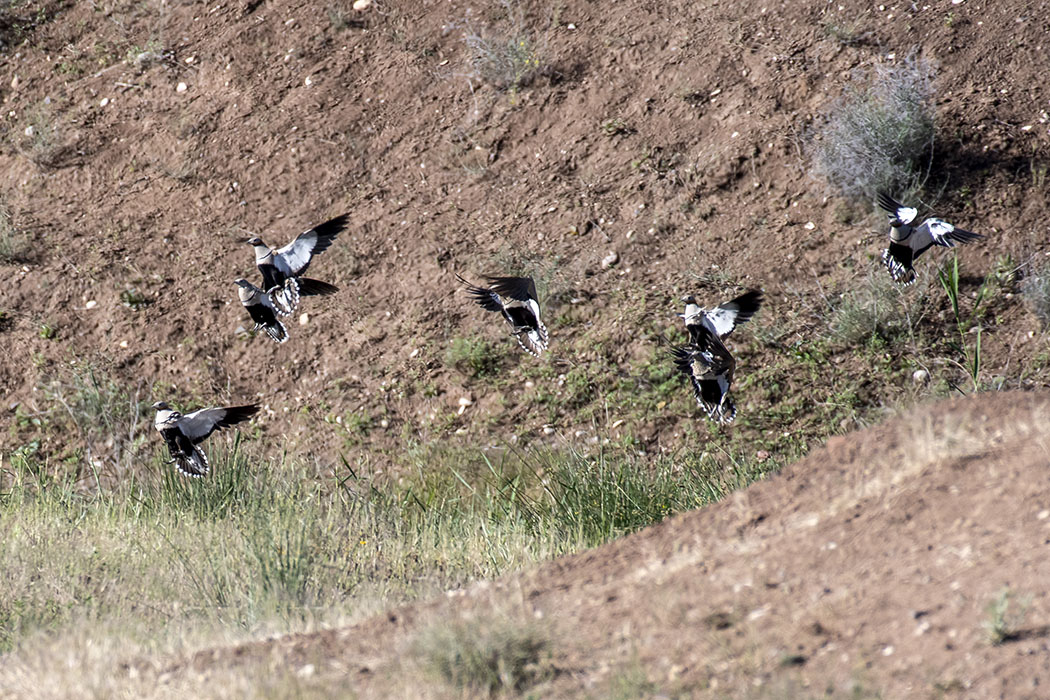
(156, 391, 1050, 697)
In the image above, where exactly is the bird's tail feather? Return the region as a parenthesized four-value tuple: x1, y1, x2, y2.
(298, 278, 339, 296)
(175, 446, 209, 477)
(269, 278, 301, 317)
(262, 320, 289, 344)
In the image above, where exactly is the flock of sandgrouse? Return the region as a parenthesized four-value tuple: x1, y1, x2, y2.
(153, 192, 982, 477)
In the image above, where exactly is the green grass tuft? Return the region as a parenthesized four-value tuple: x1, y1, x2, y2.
(418, 616, 553, 694)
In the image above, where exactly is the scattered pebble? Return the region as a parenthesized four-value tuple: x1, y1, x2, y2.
(353, 0, 372, 9)
(119, 340, 129, 348)
(601, 251, 619, 269)
(299, 312, 309, 326)
(85, 300, 97, 309)
(912, 368, 929, 384)
(99, 97, 110, 108)
(176, 82, 188, 93)
(804, 221, 815, 230)
(23, 125, 33, 137)
(542, 425, 555, 435)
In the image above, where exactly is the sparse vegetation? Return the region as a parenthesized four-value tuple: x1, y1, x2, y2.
(938, 254, 983, 392)
(446, 336, 503, 378)
(984, 587, 1030, 645)
(0, 197, 29, 263)
(16, 99, 64, 167)
(829, 269, 927, 347)
(418, 616, 553, 694)
(119, 287, 151, 310)
(812, 53, 936, 199)
(462, 2, 544, 92)
(1022, 259, 1050, 329)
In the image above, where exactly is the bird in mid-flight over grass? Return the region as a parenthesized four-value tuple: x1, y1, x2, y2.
(456, 273, 549, 356)
(669, 289, 763, 425)
(152, 401, 259, 477)
(235, 278, 288, 343)
(247, 213, 347, 316)
(877, 191, 983, 285)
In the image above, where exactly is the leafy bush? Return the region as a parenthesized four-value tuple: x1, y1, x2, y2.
(812, 54, 935, 199)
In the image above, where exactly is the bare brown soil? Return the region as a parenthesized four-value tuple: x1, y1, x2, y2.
(2, 0, 1048, 461)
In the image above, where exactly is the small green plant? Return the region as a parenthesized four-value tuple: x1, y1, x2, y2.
(829, 270, 922, 346)
(418, 616, 553, 694)
(38, 323, 56, 339)
(1022, 259, 1050, 329)
(823, 18, 867, 46)
(462, 2, 544, 92)
(1031, 160, 1048, 189)
(0, 198, 29, 263)
(17, 101, 63, 167)
(446, 337, 502, 379)
(812, 53, 935, 199)
(601, 118, 632, 136)
(938, 254, 983, 393)
(119, 287, 151, 310)
(984, 587, 1029, 645)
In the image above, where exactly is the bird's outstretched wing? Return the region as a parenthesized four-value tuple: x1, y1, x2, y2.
(456, 273, 503, 312)
(923, 218, 983, 247)
(179, 404, 259, 443)
(484, 276, 538, 303)
(273, 213, 349, 277)
(704, 289, 763, 339)
(876, 191, 918, 224)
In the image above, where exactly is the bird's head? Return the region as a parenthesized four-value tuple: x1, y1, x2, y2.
(680, 294, 697, 304)
(152, 401, 170, 411)
(234, 278, 251, 289)
(246, 236, 264, 247)
(888, 218, 903, 228)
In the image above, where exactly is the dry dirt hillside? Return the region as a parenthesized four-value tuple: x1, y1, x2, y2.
(134, 391, 1050, 697)
(1, 0, 1049, 466)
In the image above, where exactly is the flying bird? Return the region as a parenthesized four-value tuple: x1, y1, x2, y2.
(152, 401, 259, 477)
(669, 332, 737, 425)
(235, 278, 288, 343)
(247, 213, 347, 315)
(680, 289, 763, 346)
(670, 289, 763, 425)
(456, 273, 549, 356)
(877, 191, 983, 285)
